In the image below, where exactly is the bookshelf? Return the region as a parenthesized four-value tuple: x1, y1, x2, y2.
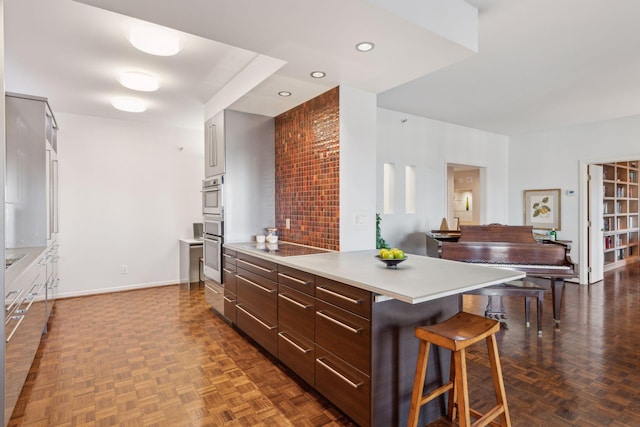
(601, 161, 640, 271)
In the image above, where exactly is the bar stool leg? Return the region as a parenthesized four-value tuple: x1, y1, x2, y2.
(446, 351, 457, 420)
(408, 340, 431, 427)
(453, 349, 472, 427)
(486, 334, 511, 427)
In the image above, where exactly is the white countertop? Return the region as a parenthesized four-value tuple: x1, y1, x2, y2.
(225, 243, 525, 304)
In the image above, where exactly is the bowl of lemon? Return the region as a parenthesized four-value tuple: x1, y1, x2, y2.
(375, 248, 407, 268)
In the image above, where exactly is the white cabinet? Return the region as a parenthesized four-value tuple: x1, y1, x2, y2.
(205, 113, 225, 177)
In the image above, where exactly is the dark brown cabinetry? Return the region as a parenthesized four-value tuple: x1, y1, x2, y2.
(222, 248, 237, 324)
(277, 266, 316, 386)
(235, 253, 278, 356)
(226, 249, 459, 426)
(315, 277, 372, 427)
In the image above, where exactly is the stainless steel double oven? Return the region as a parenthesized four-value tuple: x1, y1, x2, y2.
(202, 174, 224, 284)
(202, 175, 223, 216)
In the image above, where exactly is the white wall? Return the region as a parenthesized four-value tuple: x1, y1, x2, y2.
(509, 114, 640, 283)
(339, 86, 377, 251)
(57, 113, 203, 297)
(376, 108, 509, 255)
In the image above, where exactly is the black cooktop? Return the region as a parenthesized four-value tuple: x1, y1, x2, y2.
(251, 242, 330, 257)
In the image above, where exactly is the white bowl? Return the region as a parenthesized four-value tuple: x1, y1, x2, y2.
(256, 235, 265, 243)
(266, 235, 278, 243)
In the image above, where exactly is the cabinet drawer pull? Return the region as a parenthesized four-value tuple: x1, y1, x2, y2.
(316, 357, 363, 389)
(316, 286, 362, 305)
(278, 293, 312, 309)
(278, 272, 309, 285)
(316, 310, 363, 334)
(237, 275, 276, 294)
(223, 296, 236, 303)
(15, 290, 40, 314)
(237, 259, 275, 274)
(206, 284, 221, 294)
(29, 280, 45, 297)
(237, 305, 276, 330)
(5, 289, 24, 314)
(223, 268, 234, 274)
(223, 254, 235, 259)
(6, 315, 26, 343)
(278, 332, 312, 354)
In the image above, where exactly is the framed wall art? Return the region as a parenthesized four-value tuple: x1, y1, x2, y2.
(523, 188, 561, 230)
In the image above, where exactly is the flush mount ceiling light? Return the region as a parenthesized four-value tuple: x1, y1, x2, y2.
(310, 71, 326, 78)
(356, 41, 375, 52)
(128, 24, 182, 56)
(111, 97, 148, 113)
(278, 91, 292, 97)
(117, 71, 160, 92)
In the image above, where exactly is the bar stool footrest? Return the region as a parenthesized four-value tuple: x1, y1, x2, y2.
(420, 382, 454, 406)
(468, 405, 505, 427)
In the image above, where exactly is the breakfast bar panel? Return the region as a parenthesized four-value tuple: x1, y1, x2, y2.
(370, 295, 459, 426)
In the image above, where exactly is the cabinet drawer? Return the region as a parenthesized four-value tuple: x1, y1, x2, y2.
(236, 253, 277, 281)
(236, 268, 277, 325)
(236, 304, 277, 356)
(315, 277, 371, 319)
(204, 280, 224, 315)
(278, 285, 315, 341)
(315, 300, 370, 375)
(223, 248, 237, 258)
(223, 290, 237, 324)
(223, 267, 237, 294)
(315, 345, 370, 427)
(277, 265, 315, 295)
(223, 258, 237, 272)
(278, 329, 315, 386)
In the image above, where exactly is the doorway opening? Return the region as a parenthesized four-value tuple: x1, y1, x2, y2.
(446, 164, 484, 229)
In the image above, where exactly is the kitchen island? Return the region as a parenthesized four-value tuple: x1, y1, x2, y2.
(222, 242, 524, 426)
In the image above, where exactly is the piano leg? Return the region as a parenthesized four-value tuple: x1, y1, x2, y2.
(484, 296, 507, 323)
(550, 278, 564, 326)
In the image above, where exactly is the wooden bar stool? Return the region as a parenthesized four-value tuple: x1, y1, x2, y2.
(408, 312, 511, 427)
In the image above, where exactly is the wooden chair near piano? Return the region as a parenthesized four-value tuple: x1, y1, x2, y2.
(429, 223, 577, 335)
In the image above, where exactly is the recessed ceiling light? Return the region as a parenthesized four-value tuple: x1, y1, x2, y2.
(310, 71, 326, 78)
(128, 24, 182, 56)
(118, 71, 160, 92)
(278, 91, 292, 97)
(356, 42, 375, 52)
(111, 97, 148, 113)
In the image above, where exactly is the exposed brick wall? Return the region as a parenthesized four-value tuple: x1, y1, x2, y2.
(274, 87, 340, 251)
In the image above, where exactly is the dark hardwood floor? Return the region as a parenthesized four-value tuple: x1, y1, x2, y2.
(9, 262, 640, 426)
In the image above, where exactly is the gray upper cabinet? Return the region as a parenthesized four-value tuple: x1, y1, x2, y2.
(6, 93, 59, 248)
(205, 112, 225, 177)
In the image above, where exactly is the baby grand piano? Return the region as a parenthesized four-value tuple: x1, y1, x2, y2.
(436, 224, 577, 326)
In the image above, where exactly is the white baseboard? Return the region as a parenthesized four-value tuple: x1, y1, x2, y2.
(55, 280, 178, 300)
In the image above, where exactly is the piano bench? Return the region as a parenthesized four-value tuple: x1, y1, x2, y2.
(464, 280, 546, 335)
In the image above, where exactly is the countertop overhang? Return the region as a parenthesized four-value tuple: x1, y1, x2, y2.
(224, 243, 525, 304)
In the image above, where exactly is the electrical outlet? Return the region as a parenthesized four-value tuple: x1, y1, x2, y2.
(285, 218, 291, 229)
(121, 265, 128, 274)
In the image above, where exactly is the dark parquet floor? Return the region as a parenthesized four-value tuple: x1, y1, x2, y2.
(9, 262, 640, 426)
